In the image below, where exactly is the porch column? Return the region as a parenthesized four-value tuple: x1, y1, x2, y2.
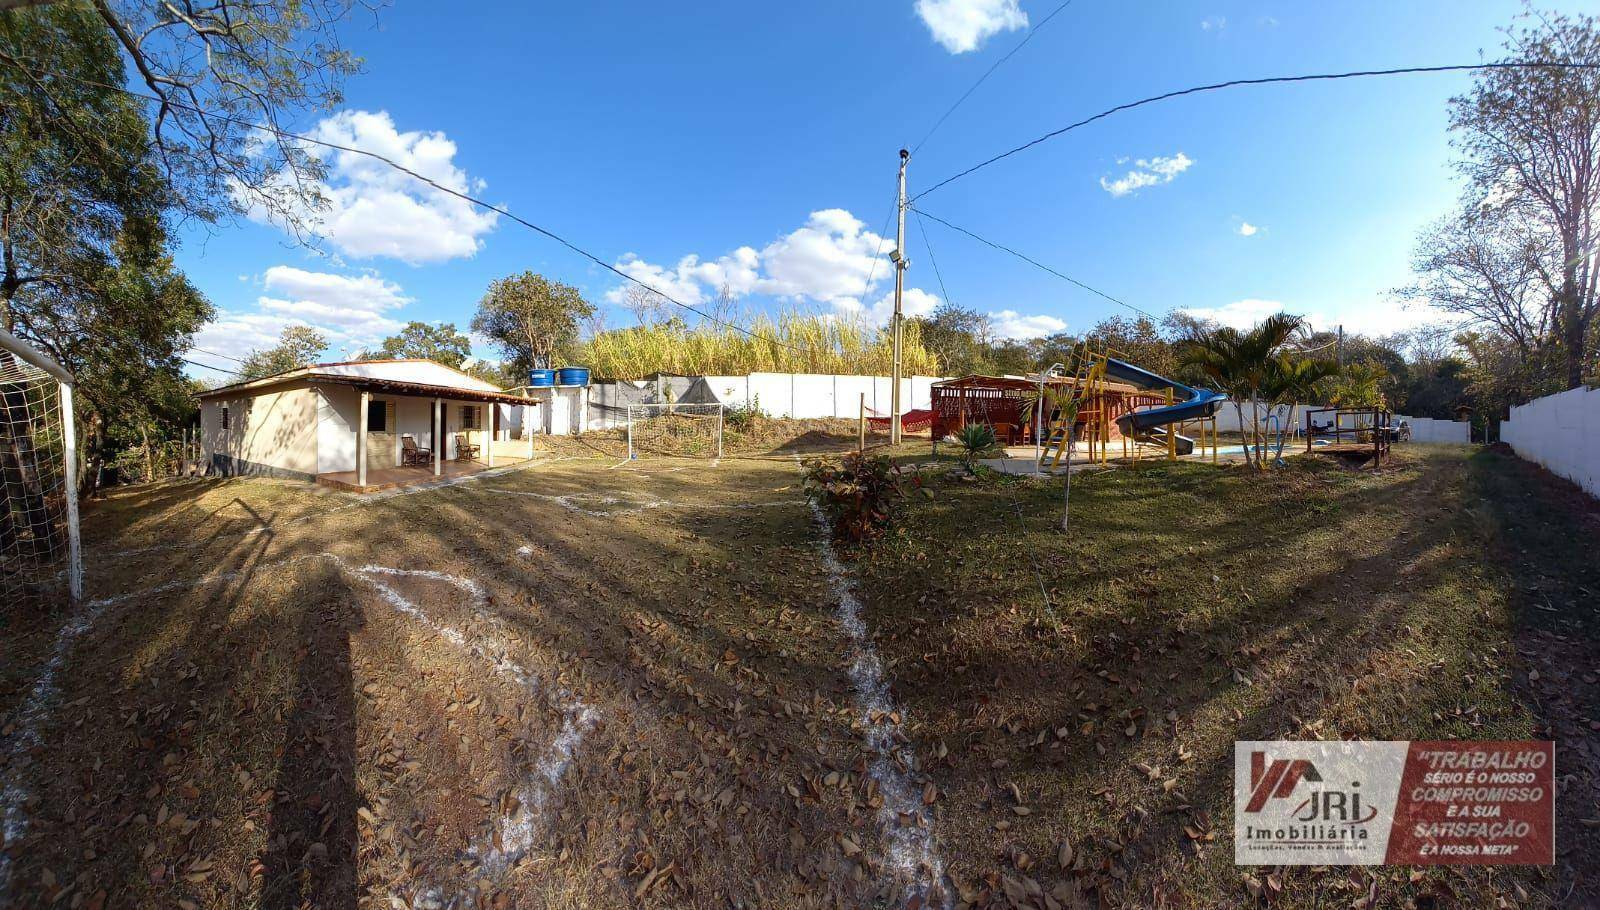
(527, 401, 536, 460)
(484, 403, 495, 467)
(357, 390, 370, 488)
(433, 397, 442, 476)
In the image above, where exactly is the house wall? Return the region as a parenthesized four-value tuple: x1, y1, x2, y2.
(200, 379, 319, 479)
(315, 384, 359, 474)
(314, 387, 522, 471)
(394, 397, 437, 463)
(446, 401, 490, 460)
(495, 402, 541, 440)
(1502, 386, 1600, 500)
(522, 387, 584, 435)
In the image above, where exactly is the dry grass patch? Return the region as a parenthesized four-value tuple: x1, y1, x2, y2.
(851, 445, 1586, 907)
(4, 445, 1593, 908)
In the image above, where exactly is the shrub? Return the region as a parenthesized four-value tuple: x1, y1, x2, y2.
(952, 423, 1001, 468)
(803, 452, 905, 544)
(723, 396, 765, 433)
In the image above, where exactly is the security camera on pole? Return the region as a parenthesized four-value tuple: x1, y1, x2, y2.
(890, 148, 910, 445)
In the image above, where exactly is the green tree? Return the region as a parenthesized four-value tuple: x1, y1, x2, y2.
(1318, 360, 1387, 409)
(1083, 315, 1179, 379)
(238, 325, 328, 380)
(1180, 313, 1310, 470)
(1, 6, 215, 494)
(912, 304, 994, 376)
(367, 321, 472, 368)
(460, 359, 517, 389)
(0, 0, 364, 235)
(472, 271, 594, 372)
(1259, 355, 1341, 460)
(0, 4, 168, 328)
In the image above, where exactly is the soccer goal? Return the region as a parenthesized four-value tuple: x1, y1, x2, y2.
(626, 402, 724, 459)
(1, 329, 81, 606)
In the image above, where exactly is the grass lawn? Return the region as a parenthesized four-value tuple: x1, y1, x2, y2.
(854, 444, 1599, 907)
(1, 435, 1595, 909)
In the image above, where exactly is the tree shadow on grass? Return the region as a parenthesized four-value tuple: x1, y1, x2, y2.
(257, 570, 365, 910)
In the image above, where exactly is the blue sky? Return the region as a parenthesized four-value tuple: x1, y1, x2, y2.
(179, 0, 1593, 378)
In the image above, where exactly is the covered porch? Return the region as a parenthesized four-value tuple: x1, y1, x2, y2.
(316, 452, 534, 493)
(310, 376, 540, 494)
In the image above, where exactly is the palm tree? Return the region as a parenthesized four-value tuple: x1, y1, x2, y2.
(1259, 356, 1342, 463)
(1179, 313, 1308, 469)
(1021, 383, 1083, 530)
(1056, 394, 1083, 531)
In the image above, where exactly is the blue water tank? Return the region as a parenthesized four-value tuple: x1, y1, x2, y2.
(528, 369, 556, 388)
(556, 366, 590, 387)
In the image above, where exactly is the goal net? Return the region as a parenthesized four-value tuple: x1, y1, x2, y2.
(627, 403, 724, 459)
(1, 331, 81, 607)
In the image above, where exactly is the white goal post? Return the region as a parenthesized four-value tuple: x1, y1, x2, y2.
(0, 328, 81, 605)
(626, 402, 724, 460)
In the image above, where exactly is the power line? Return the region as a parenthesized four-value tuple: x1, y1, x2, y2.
(911, 205, 1158, 320)
(11, 61, 815, 356)
(913, 209, 954, 309)
(910, 0, 1077, 155)
(915, 61, 1600, 200)
(179, 356, 238, 375)
(190, 345, 248, 364)
(856, 195, 898, 309)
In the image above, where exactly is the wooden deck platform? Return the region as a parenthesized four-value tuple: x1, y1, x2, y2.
(316, 455, 532, 493)
(1307, 443, 1381, 462)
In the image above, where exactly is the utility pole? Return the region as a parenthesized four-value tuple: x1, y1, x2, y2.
(890, 148, 910, 445)
(1336, 324, 1344, 367)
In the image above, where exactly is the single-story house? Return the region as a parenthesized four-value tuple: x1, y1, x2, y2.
(197, 359, 543, 491)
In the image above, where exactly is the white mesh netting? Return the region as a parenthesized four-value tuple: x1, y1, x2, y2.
(626, 403, 724, 459)
(1, 350, 76, 606)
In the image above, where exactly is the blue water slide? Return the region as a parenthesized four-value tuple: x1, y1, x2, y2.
(1101, 357, 1226, 455)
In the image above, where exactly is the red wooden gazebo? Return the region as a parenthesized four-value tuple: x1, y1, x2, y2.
(929, 374, 1155, 446)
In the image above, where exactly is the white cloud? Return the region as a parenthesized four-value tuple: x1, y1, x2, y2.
(191, 311, 302, 367)
(1237, 221, 1259, 236)
(606, 247, 761, 307)
(758, 209, 890, 306)
(600, 208, 1074, 341)
(1179, 298, 1287, 330)
(260, 266, 411, 314)
(189, 267, 415, 371)
(606, 209, 893, 321)
(990, 310, 1067, 339)
(1100, 153, 1193, 197)
(248, 110, 499, 265)
(858, 286, 943, 325)
(1201, 16, 1227, 30)
(915, 0, 1028, 53)
(1179, 298, 1452, 337)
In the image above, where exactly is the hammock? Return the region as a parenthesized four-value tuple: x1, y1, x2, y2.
(865, 408, 935, 433)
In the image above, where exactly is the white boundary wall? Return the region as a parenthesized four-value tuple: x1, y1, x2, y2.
(1501, 386, 1600, 499)
(1210, 401, 1328, 434)
(589, 373, 945, 429)
(1393, 415, 1471, 445)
